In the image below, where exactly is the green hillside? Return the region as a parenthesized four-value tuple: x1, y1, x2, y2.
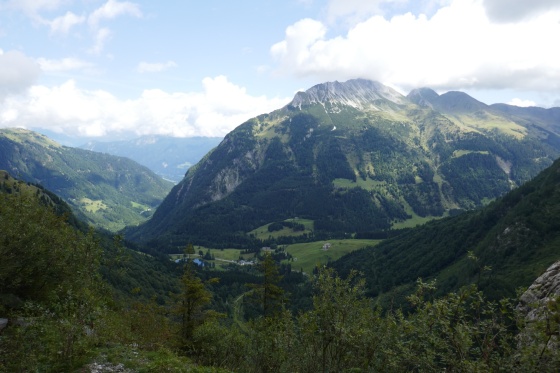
(332, 155, 560, 304)
(0, 128, 173, 231)
(127, 79, 560, 251)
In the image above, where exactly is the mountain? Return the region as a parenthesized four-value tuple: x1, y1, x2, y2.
(332, 155, 560, 303)
(0, 128, 173, 231)
(80, 135, 223, 183)
(126, 79, 560, 250)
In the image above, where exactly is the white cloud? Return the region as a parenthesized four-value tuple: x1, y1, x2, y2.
(0, 50, 41, 98)
(88, 0, 142, 28)
(3, 0, 67, 15)
(136, 61, 178, 73)
(37, 57, 94, 72)
(271, 0, 560, 93)
(507, 98, 537, 108)
(0, 76, 291, 138)
(49, 11, 85, 34)
(482, 0, 560, 22)
(325, 0, 403, 24)
(85, 1, 141, 54)
(88, 27, 112, 55)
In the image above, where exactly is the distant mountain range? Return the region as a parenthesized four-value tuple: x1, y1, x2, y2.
(80, 136, 222, 183)
(0, 128, 173, 231)
(126, 79, 560, 250)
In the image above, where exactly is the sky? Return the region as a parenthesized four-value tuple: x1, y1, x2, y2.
(1, 0, 560, 142)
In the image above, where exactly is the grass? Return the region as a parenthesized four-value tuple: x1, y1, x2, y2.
(0, 128, 61, 148)
(391, 215, 438, 229)
(80, 198, 107, 213)
(332, 177, 386, 191)
(168, 239, 378, 273)
(249, 218, 314, 240)
(390, 198, 444, 229)
(170, 248, 254, 270)
(447, 113, 527, 139)
(283, 239, 381, 274)
(131, 201, 151, 210)
(452, 150, 489, 158)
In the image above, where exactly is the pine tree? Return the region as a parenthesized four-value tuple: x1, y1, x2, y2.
(174, 244, 219, 349)
(248, 252, 284, 317)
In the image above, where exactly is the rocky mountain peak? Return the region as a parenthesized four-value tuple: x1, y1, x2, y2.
(407, 87, 440, 108)
(407, 88, 488, 113)
(289, 79, 406, 109)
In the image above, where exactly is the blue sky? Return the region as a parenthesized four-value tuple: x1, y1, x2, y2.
(1, 0, 560, 140)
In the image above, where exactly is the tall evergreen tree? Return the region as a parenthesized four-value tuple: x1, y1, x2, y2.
(248, 253, 285, 317)
(174, 244, 218, 349)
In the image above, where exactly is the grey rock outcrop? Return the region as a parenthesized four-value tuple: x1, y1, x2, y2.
(517, 261, 560, 321)
(516, 260, 560, 359)
(289, 79, 406, 109)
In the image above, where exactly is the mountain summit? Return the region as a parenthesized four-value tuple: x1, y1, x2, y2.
(127, 79, 560, 251)
(408, 88, 487, 113)
(290, 79, 405, 109)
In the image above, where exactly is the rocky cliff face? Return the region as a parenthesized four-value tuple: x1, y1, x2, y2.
(517, 260, 560, 354)
(290, 78, 405, 109)
(518, 261, 560, 320)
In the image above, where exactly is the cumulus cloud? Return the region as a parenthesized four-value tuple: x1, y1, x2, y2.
(507, 98, 537, 107)
(136, 61, 178, 73)
(271, 0, 560, 93)
(0, 50, 41, 98)
(482, 0, 560, 22)
(0, 76, 291, 138)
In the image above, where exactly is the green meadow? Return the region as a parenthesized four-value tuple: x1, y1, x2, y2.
(283, 239, 381, 274)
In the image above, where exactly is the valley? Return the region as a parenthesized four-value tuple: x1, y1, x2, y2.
(2, 79, 560, 372)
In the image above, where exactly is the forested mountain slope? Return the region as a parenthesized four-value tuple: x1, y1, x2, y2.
(128, 79, 560, 251)
(332, 155, 560, 304)
(0, 128, 173, 231)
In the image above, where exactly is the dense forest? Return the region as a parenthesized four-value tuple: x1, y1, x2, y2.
(1, 170, 560, 372)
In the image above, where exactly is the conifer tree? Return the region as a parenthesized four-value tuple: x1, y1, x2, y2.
(174, 244, 218, 349)
(248, 252, 284, 317)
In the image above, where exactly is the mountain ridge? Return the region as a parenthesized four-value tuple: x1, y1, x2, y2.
(125, 78, 560, 250)
(0, 128, 173, 231)
(290, 78, 406, 109)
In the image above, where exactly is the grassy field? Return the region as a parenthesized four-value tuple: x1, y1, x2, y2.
(167, 239, 379, 273)
(249, 218, 314, 240)
(169, 247, 254, 270)
(131, 201, 151, 210)
(283, 239, 381, 274)
(80, 198, 107, 213)
(451, 150, 489, 158)
(332, 177, 386, 191)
